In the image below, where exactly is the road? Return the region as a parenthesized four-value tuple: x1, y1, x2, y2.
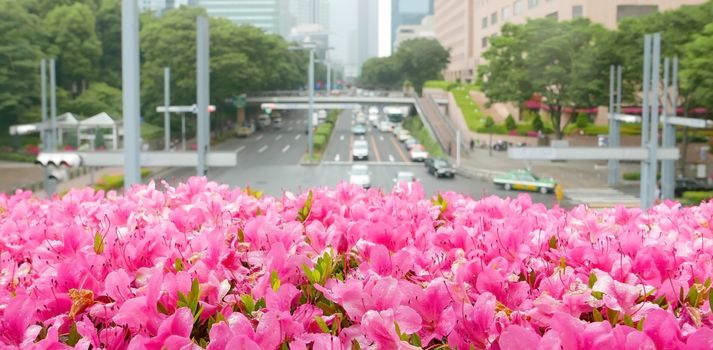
(154, 109, 555, 205)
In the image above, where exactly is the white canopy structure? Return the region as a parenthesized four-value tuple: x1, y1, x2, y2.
(77, 112, 120, 150)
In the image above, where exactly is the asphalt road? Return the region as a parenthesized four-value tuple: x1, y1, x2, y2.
(153, 109, 555, 205)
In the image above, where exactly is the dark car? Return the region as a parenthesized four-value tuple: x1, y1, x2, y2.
(493, 140, 508, 151)
(675, 178, 713, 197)
(427, 158, 456, 178)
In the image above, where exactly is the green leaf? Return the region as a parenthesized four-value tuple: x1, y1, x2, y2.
(687, 286, 699, 306)
(66, 323, 81, 346)
(623, 314, 635, 327)
(314, 316, 330, 333)
(270, 270, 281, 292)
(174, 258, 184, 272)
(238, 229, 245, 243)
(298, 191, 314, 222)
(588, 273, 597, 288)
(280, 342, 289, 350)
(709, 286, 713, 313)
(301, 264, 316, 284)
(241, 294, 255, 314)
(636, 318, 645, 331)
(409, 333, 422, 347)
(592, 308, 603, 322)
(394, 322, 406, 340)
(93, 232, 104, 254)
(432, 193, 447, 214)
(607, 308, 619, 326)
(157, 302, 170, 315)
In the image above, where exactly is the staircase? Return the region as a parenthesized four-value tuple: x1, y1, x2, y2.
(415, 94, 467, 158)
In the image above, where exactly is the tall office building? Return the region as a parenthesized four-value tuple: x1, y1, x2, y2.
(197, 0, 291, 37)
(391, 0, 434, 52)
(139, 0, 175, 13)
(357, 0, 379, 73)
(435, 0, 707, 82)
(290, 0, 330, 28)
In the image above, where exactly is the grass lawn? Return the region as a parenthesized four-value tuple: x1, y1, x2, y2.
(403, 116, 444, 158)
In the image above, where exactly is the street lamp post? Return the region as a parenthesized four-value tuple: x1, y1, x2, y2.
(308, 47, 315, 162)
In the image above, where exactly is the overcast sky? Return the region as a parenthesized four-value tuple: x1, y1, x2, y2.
(329, 0, 391, 68)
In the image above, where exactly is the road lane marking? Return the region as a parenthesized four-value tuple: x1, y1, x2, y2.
(282, 144, 290, 153)
(390, 136, 408, 162)
(276, 134, 282, 140)
(340, 135, 344, 141)
(349, 135, 354, 160)
(369, 135, 381, 162)
(258, 145, 268, 153)
(256, 135, 264, 141)
(389, 154, 395, 162)
(379, 135, 384, 141)
(335, 154, 340, 162)
(236, 146, 246, 153)
(295, 134, 301, 140)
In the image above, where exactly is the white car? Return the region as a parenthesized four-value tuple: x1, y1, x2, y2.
(349, 164, 371, 189)
(409, 145, 429, 162)
(352, 140, 369, 160)
(379, 121, 392, 132)
(368, 106, 379, 115)
(393, 171, 417, 192)
(368, 113, 379, 126)
(355, 113, 367, 125)
(396, 129, 411, 142)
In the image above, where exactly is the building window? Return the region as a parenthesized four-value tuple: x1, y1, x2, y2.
(616, 5, 658, 22)
(546, 12, 558, 20)
(491, 12, 498, 25)
(528, 0, 538, 9)
(482, 37, 488, 48)
(514, 0, 523, 15)
(501, 6, 511, 20)
(482, 17, 488, 28)
(572, 5, 583, 18)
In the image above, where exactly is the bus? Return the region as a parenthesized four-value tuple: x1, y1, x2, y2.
(383, 106, 408, 124)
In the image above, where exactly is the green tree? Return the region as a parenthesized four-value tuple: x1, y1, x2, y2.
(358, 56, 400, 90)
(44, 3, 102, 95)
(479, 18, 610, 139)
(505, 114, 516, 131)
(0, 0, 44, 132)
(65, 82, 122, 117)
(393, 38, 450, 95)
(95, 0, 122, 87)
(531, 114, 544, 132)
(575, 112, 590, 129)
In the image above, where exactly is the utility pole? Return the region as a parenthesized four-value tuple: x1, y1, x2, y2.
(640, 34, 652, 207)
(164, 67, 171, 151)
(308, 46, 315, 162)
(122, 0, 141, 188)
(647, 33, 661, 207)
(196, 16, 209, 176)
(49, 59, 57, 151)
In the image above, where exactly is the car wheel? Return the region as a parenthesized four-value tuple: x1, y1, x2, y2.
(504, 183, 512, 191)
(539, 187, 549, 194)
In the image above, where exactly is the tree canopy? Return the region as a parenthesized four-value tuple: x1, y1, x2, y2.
(358, 38, 450, 95)
(1, 1, 308, 141)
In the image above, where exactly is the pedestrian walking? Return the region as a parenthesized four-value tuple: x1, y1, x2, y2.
(470, 139, 475, 151)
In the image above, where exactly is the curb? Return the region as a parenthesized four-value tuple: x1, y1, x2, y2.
(457, 166, 505, 181)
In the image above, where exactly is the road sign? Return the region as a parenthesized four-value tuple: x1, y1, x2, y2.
(156, 104, 216, 113)
(233, 94, 247, 108)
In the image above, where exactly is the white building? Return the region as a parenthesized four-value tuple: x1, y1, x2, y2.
(196, 0, 291, 37)
(394, 15, 436, 50)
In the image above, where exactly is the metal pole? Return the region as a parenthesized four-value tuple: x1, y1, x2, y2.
(640, 34, 652, 208)
(671, 57, 679, 176)
(608, 65, 617, 186)
(326, 62, 331, 95)
(122, 0, 141, 188)
(614, 65, 623, 180)
(49, 59, 57, 151)
(662, 57, 675, 199)
(647, 33, 661, 208)
(41, 60, 47, 149)
(456, 130, 461, 167)
(164, 67, 171, 151)
(181, 113, 186, 151)
(308, 48, 315, 162)
(196, 16, 209, 176)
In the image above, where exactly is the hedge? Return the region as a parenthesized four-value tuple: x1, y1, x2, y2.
(313, 134, 327, 151)
(682, 191, 713, 205)
(94, 168, 152, 191)
(402, 116, 444, 158)
(622, 172, 661, 181)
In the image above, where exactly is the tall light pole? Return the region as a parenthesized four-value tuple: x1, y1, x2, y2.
(308, 46, 315, 162)
(122, 0, 141, 188)
(164, 67, 171, 151)
(196, 16, 210, 176)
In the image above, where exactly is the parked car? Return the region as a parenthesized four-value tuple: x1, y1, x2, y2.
(675, 178, 713, 197)
(236, 122, 255, 137)
(351, 124, 367, 135)
(404, 137, 418, 150)
(349, 164, 371, 189)
(427, 158, 456, 178)
(352, 140, 369, 160)
(409, 145, 429, 162)
(493, 169, 556, 194)
(492, 140, 508, 151)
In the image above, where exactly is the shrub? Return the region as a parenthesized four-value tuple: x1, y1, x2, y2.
(622, 172, 660, 181)
(575, 112, 590, 129)
(0, 181, 712, 347)
(531, 114, 544, 132)
(682, 191, 713, 204)
(505, 114, 516, 131)
(313, 134, 327, 151)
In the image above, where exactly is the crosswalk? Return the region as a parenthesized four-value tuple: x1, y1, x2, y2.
(565, 188, 640, 208)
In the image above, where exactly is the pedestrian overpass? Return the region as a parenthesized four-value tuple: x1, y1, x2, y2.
(246, 95, 415, 108)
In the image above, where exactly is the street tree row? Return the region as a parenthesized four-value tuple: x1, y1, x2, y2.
(0, 0, 309, 140)
(479, 1, 713, 139)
